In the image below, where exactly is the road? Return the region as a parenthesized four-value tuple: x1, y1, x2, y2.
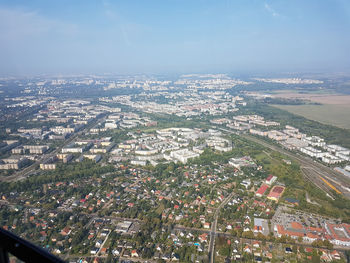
(96, 230, 111, 256)
(86, 214, 142, 223)
(219, 128, 350, 199)
(174, 224, 349, 253)
(209, 192, 235, 263)
(0, 115, 106, 183)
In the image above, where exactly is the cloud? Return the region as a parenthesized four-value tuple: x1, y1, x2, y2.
(0, 7, 78, 41)
(101, 4, 152, 48)
(264, 3, 280, 17)
(0, 7, 82, 75)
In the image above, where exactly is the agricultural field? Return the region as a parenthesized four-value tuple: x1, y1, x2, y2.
(270, 91, 350, 104)
(269, 92, 350, 129)
(272, 104, 350, 129)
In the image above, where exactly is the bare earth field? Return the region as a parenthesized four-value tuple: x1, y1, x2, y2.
(270, 92, 350, 129)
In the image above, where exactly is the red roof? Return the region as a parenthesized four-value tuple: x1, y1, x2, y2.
(307, 232, 318, 239)
(272, 186, 284, 193)
(326, 223, 350, 242)
(267, 185, 285, 200)
(305, 247, 313, 253)
(291, 222, 303, 230)
(266, 175, 273, 181)
(256, 184, 269, 196)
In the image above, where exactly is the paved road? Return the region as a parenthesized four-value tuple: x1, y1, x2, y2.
(176, 224, 349, 253)
(209, 192, 235, 263)
(96, 231, 111, 256)
(90, 214, 142, 223)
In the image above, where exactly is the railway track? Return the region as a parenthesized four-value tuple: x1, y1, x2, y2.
(219, 128, 350, 199)
(301, 167, 335, 199)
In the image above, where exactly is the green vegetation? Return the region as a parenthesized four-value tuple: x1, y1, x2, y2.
(254, 148, 350, 221)
(263, 97, 312, 105)
(0, 160, 114, 193)
(194, 133, 350, 221)
(242, 100, 350, 148)
(273, 104, 350, 129)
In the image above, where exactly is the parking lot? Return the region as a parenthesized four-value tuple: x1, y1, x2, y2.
(271, 205, 338, 233)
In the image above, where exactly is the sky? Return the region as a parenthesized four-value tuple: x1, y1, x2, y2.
(0, 0, 350, 75)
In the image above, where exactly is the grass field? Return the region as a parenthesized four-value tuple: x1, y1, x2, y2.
(272, 104, 350, 129)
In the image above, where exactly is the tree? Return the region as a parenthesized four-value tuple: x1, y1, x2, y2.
(71, 228, 87, 247)
(257, 232, 265, 241)
(219, 246, 230, 257)
(105, 252, 113, 263)
(242, 231, 254, 239)
(311, 254, 320, 263)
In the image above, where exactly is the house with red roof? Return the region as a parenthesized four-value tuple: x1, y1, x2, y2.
(198, 233, 208, 243)
(131, 249, 139, 257)
(100, 247, 107, 255)
(255, 184, 269, 197)
(330, 250, 341, 260)
(265, 175, 277, 185)
(274, 221, 326, 242)
(61, 227, 71, 236)
(325, 223, 350, 247)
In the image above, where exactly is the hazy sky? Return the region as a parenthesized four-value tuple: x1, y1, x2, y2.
(1, 0, 350, 75)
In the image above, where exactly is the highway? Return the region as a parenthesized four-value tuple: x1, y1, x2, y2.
(219, 128, 350, 199)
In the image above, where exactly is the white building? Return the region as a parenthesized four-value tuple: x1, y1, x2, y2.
(326, 145, 350, 155)
(249, 129, 268, 137)
(0, 156, 30, 170)
(284, 138, 308, 149)
(23, 145, 49, 154)
(300, 147, 325, 158)
(302, 136, 326, 147)
(170, 149, 199, 163)
(267, 130, 288, 141)
(50, 126, 76, 134)
(105, 121, 118, 129)
(321, 153, 343, 164)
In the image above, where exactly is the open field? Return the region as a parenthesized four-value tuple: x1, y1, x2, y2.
(268, 91, 350, 129)
(272, 104, 350, 129)
(271, 91, 350, 105)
